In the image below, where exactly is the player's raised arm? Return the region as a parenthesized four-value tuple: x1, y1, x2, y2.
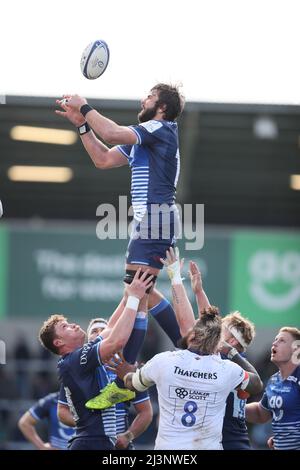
(55, 97, 129, 169)
(99, 270, 153, 363)
(189, 261, 211, 316)
(62, 94, 138, 145)
(221, 341, 263, 395)
(161, 247, 195, 336)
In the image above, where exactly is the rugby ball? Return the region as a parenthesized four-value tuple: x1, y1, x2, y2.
(80, 40, 110, 80)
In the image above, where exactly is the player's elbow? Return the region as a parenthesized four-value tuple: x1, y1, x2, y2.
(17, 417, 23, 431)
(92, 147, 111, 169)
(93, 157, 110, 170)
(57, 408, 64, 424)
(251, 375, 264, 395)
(18, 414, 28, 431)
(246, 374, 264, 396)
(58, 404, 75, 427)
(94, 161, 106, 170)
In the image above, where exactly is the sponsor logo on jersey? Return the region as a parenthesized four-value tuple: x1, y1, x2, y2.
(80, 342, 93, 365)
(170, 386, 217, 402)
(174, 365, 217, 380)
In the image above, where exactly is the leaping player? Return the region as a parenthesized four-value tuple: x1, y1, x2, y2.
(56, 84, 185, 407)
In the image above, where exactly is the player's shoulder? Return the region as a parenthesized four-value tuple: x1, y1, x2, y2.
(218, 356, 245, 375)
(146, 350, 174, 366)
(153, 350, 173, 361)
(36, 392, 58, 409)
(293, 365, 300, 380)
(138, 120, 164, 134)
(268, 370, 280, 384)
(288, 365, 300, 385)
(211, 354, 234, 369)
(45, 391, 59, 404)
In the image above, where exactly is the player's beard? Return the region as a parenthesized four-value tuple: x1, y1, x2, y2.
(138, 101, 160, 123)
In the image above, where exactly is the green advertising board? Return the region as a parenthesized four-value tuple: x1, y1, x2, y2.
(5, 225, 230, 318)
(4, 223, 299, 323)
(230, 231, 300, 326)
(8, 226, 128, 318)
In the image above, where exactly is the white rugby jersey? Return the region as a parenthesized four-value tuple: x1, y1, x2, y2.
(140, 349, 248, 450)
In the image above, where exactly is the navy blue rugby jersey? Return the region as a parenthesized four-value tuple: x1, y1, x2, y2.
(220, 353, 251, 450)
(117, 120, 180, 221)
(57, 336, 116, 439)
(260, 365, 300, 450)
(29, 392, 75, 449)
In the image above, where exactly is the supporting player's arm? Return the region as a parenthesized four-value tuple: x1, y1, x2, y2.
(245, 402, 272, 424)
(115, 400, 153, 449)
(107, 355, 154, 394)
(99, 270, 153, 362)
(57, 403, 76, 427)
(100, 297, 127, 340)
(161, 248, 195, 336)
(189, 261, 211, 315)
(222, 344, 263, 395)
(18, 411, 54, 450)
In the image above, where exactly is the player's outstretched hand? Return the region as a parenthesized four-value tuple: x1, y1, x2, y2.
(126, 269, 153, 299)
(55, 95, 86, 127)
(64, 94, 87, 112)
(160, 247, 184, 284)
(189, 261, 203, 294)
(106, 351, 137, 380)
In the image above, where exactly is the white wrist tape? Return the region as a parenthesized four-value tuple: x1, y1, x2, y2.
(126, 296, 139, 311)
(166, 260, 183, 285)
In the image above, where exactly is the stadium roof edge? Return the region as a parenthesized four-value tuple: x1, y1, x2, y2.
(4, 95, 300, 115)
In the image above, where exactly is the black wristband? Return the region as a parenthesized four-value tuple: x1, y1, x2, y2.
(80, 104, 93, 117)
(77, 122, 91, 135)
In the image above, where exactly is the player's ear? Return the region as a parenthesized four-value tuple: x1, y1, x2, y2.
(53, 338, 63, 348)
(159, 103, 167, 114)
